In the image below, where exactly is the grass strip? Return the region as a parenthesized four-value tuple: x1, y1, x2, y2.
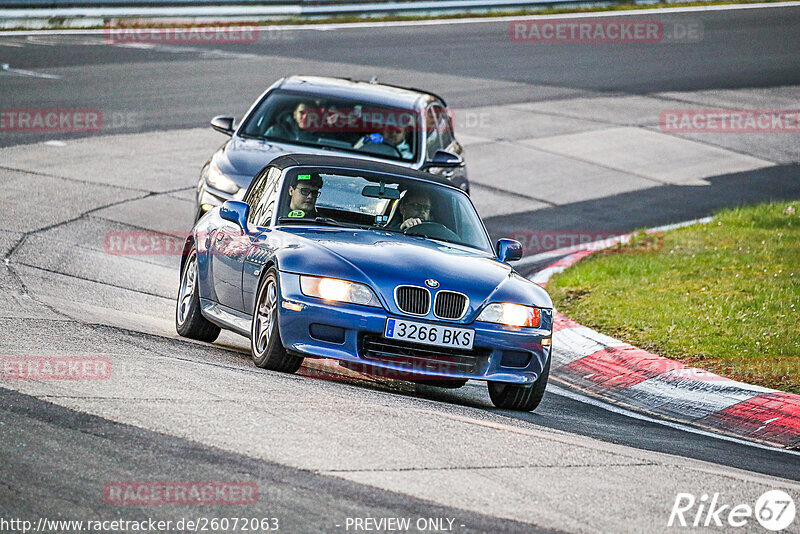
(548, 201, 799, 394)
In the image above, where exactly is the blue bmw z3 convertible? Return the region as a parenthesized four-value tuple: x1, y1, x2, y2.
(176, 154, 553, 411)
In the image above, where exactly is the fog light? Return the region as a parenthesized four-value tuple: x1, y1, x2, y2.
(309, 323, 345, 344)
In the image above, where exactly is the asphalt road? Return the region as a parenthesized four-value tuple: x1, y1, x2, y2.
(1, 5, 800, 147)
(1, 5, 800, 532)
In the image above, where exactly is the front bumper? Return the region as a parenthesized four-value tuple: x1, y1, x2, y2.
(277, 271, 551, 384)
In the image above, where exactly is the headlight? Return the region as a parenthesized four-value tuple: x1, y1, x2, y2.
(300, 276, 381, 307)
(477, 303, 541, 327)
(206, 162, 240, 195)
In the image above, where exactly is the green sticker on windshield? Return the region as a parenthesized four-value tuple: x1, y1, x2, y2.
(298, 174, 311, 180)
(288, 210, 305, 218)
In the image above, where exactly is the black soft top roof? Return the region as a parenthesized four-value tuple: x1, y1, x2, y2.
(267, 154, 456, 189)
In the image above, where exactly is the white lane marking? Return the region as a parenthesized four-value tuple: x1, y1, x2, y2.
(0, 41, 24, 47)
(0, 63, 60, 79)
(43, 140, 67, 146)
(552, 325, 630, 366)
(111, 43, 154, 49)
(548, 384, 800, 457)
(0, 1, 799, 36)
(111, 42, 257, 59)
(25, 35, 108, 46)
(624, 374, 765, 419)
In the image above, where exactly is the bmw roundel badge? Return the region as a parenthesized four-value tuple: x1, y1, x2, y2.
(425, 279, 439, 288)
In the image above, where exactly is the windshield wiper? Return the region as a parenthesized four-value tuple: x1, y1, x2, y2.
(377, 226, 403, 234)
(277, 217, 364, 229)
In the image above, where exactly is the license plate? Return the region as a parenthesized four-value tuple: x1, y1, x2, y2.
(384, 318, 474, 350)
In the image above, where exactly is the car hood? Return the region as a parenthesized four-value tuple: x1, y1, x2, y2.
(271, 227, 552, 321)
(215, 136, 416, 189)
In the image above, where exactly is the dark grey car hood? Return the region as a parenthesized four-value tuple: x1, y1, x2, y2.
(214, 136, 416, 189)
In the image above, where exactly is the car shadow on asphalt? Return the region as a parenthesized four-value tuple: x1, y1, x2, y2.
(484, 163, 800, 242)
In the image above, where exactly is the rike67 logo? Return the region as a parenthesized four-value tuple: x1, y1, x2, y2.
(669, 490, 795, 531)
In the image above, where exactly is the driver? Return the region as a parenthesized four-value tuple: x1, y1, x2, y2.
(266, 101, 319, 143)
(354, 124, 413, 160)
(396, 189, 431, 231)
(287, 172, 323, 218)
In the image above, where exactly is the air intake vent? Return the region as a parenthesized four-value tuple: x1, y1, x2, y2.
(395, 286, 430, 316)
(434, 291, 468, 320)
(360, 334, 485, 374)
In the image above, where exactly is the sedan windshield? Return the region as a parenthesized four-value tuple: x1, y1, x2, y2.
(274, 168, 493, 253)
(240, 90, 420, 162)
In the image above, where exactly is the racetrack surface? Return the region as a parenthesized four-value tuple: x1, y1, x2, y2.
(2, 6, 800, 532)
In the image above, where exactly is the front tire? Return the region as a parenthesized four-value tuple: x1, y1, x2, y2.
(487, 357, 550, 411)
(250, 268, 303, 373)
(176, 248, 221, 342)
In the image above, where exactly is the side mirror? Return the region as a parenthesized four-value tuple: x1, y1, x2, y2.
(210, 116, 235, 136)
(219, 200, 249, 232)
(497, 238, 523, 263)
(421, 150, 463, 170)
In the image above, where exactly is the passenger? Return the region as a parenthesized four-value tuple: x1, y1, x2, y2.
(287, 172, 323, 218)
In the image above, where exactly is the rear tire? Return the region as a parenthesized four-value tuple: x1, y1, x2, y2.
(250, 268, 303, 373)
(176, 248, 221, 342)
(487, 357, 550, 411)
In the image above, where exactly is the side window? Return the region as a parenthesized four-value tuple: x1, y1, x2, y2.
(245, 169, 268, 224)
(424, 106, 442, 160)
(437, 106, 455, 149)
(247, 167, 281, 227)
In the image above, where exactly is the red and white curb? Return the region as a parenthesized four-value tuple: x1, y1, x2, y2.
(529, 219, 800, 450)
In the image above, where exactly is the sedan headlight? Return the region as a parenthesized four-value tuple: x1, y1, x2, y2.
(206, 162, 240, 195)
(477, 303, 541, 328)
(300, 276, 381, 307)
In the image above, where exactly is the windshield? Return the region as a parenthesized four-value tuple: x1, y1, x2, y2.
(239, 90, 420, 163)
(274, 168, 493, 253)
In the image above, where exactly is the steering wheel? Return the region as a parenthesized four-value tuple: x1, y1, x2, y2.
(383, 143, 402, 157)
(359, 139, 401, 158)
(403, 221, 460, 242)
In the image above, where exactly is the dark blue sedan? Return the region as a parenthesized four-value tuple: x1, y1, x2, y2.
(196, 76, 468, 221)
(177, 154, 552, 411)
